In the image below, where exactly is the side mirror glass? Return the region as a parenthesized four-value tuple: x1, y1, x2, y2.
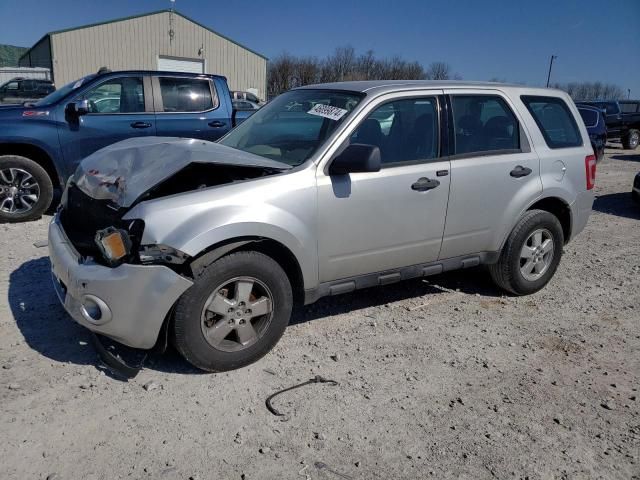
(329, 143, 382, 175)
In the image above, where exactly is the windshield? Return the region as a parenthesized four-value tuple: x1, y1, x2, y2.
(33, 74, 96, 107)
(220, 89, 363, 166)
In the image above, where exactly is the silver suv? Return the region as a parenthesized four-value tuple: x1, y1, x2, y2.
(49, 81, 596, 372)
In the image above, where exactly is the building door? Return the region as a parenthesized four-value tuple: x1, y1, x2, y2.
(157, 56, 205, 74)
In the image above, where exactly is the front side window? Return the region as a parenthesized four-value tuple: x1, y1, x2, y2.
(451, 95, 520, 155)
(220, 89, 363, 167)
(246, 93, 259, 103)
(350, 97, 439, 166)
(81, 77, 145, 113)
(521, 95, 582, 149)
(6, 81, 18, 91)
(159, 77, 214, 112)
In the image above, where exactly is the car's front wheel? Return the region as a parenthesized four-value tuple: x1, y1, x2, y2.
(489, 209, 564, 295)
(173, 251, 293, 372)
(0, 155, 53, 223)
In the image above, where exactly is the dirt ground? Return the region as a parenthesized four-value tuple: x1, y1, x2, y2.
(1, 147, 639, 480)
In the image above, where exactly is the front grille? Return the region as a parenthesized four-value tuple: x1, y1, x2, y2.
(60, 184, 129, 259)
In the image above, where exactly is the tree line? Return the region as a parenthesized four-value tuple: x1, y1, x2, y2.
(267, 46, 627, 102)
(267, 46, 459, 97)
(550, 82, 626, 101)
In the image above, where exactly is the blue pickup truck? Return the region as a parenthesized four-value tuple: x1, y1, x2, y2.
(0, 69, 253, 222)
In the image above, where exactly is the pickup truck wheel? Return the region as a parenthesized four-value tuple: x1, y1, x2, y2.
(173, 251, 293, 372)
(0, 155, 53, 223)
(489, 209, 564, 295)
(622, 129, 639, 150)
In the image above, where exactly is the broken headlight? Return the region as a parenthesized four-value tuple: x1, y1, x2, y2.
(139, 245, 189, 265)
(95, 227, 132, 266)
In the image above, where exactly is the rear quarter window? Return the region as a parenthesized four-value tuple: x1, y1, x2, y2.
(578, 108, 598, 128)
(521, 96, 583, 149)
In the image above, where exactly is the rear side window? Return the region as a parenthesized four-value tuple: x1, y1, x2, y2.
(620, 103, 638, 113)
(578, 108, 598, 128)
(521, 96, 582, 149)
(451, 95, 520, 155)
(159, 77, 215, 112)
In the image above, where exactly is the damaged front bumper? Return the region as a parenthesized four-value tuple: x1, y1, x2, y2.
(48, 214, 193, 349)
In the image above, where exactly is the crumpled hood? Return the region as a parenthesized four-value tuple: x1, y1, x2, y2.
(73, 136, 291, 207)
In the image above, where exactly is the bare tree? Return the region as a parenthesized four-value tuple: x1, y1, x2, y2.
(294, 56, 321, 87)
(425, 61, 452, 80)
(267, 47, 447, 95)
(267, 53, 297, 97)
(551, 81, 625, 101)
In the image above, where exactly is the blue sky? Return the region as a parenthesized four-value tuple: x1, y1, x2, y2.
(1, 0, 639, 95)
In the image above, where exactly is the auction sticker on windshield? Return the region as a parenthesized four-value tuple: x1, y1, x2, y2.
(307, 103, 348, 121)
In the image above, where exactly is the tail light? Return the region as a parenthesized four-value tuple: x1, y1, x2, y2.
(585, 154, 596, 190)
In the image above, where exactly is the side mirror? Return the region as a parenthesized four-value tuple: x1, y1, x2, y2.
(66, 99, 90, 117)
(329, 143, 381, 175)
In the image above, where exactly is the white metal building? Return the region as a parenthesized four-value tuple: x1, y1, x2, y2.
(18, 9, 267, 99)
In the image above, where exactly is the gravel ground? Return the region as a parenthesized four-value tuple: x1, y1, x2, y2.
(1, 147, 639, 480)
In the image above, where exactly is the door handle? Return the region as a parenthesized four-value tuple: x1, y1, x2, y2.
(208, 120, 226, 128)
(130, 121, 152, 129)
(510, 165, 532, 178)
(411, 177, 440, 191)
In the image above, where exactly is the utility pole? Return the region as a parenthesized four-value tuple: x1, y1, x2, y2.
(628, 89, 632, 99)
(546, 55, 557, 88)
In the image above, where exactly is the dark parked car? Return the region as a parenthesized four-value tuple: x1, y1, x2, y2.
(0, 78, 55, 104)
(231, 90, 263, 105)
(0, 69, 252, 222)
(577, 105, 607, 162)
(577, 100, 640, 149)
(633, 171, 640, 204)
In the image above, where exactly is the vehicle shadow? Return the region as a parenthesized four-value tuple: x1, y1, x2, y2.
(593, 192, 640, 220)
(9, 258, 502, 377)
(8, 257, 201, 379)
(8, 257, 97, 366)
(609, 154, 640, 163)
(291, 267, 503, 325)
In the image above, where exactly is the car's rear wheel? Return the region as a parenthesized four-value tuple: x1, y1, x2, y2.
(489, 209, 564, 295)
(173, 251, 292, 372)
(622, 129, 639, 150)
(0, 155, 53, 223)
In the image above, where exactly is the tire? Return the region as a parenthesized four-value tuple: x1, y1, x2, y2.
(489, 209, 564, 295)
(173, 251, 293, 372)
(632, 190, 640, 204)
(622, 129, 639, 150)
(0, 155, 54, 223)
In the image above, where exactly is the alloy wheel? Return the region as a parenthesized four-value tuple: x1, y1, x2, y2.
(0, 168, 40, 214)
(200, 276, 274, 352)
(519, 228, 554, 282)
